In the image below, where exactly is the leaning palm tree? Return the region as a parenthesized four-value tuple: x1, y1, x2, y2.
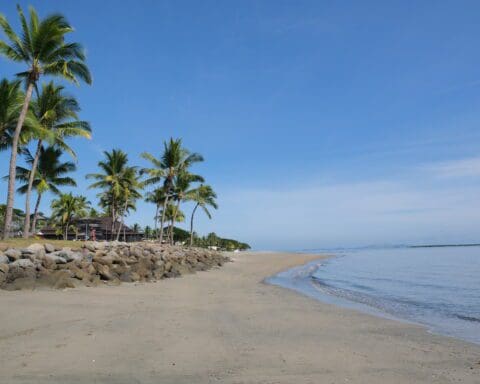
(187, 184, 218, 246)
(50, 193, 90, 240)
(0, 5, 92, 239)
(86, 149, 131, 240)
(15, 146, 76, 235)
(22, 82, 91, 237)
(141, 138, 203, 243)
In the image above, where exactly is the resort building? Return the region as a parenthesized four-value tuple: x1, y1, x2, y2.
(38, 217, 143, 242)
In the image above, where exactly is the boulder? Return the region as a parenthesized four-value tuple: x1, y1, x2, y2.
(44, 253, 67, 265)
(11, 259, 35, 268)
(0, 253, 9, 264)
(57, 249, 82, 262)
(4, 248, 21, 261)
(44, 243, 55, 253)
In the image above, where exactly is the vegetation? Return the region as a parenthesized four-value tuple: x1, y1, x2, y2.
(0, 5, 91, 238)
(50, 192, 90, 240)
(0, 4, 248, 249)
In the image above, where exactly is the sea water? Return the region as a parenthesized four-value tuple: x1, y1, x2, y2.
(266, 246, 480, 344)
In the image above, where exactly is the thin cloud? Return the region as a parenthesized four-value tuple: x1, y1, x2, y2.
(423, 157, 480, 178)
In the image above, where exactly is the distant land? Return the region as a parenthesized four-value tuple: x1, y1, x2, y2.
(410, 243, 480, 248)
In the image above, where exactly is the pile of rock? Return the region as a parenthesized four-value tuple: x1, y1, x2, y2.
(0, 242, 229, 290)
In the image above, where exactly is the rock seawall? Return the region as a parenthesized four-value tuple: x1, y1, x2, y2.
(0, 242, 229, 290)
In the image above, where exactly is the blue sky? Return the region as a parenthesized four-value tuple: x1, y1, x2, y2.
(1, 0, 480, 249)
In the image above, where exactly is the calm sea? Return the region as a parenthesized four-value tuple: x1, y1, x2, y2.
(266, 246, 480, 344)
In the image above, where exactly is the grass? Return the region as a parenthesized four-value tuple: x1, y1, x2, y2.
(0, 238, 84, 251)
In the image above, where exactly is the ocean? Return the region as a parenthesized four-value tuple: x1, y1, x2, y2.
(266, 245, 480, 345)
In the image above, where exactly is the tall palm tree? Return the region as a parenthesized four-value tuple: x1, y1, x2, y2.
(187, 184, 218, 246)
(86, 149, 132, 240)
(22, 82, 91, 237)
(15, 146, 76, 235)
(0, 5, 91, 239)
(141, 138, 203, 243)
(50, 193, 90, 240)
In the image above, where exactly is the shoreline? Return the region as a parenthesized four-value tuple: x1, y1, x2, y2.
(0, 251, 479, 383)
(265, 253, 480, 347)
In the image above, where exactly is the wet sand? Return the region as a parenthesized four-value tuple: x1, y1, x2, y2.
(0, 251, 479, 383)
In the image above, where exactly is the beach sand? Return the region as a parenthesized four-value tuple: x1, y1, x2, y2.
(0, 251, 478, 383)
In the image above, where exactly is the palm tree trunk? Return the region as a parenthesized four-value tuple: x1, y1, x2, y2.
(189, 203, 199, 246)
(64, 220, 70, 241)
(23, 139, 42, 238)
(3, 81, 34, 239)
(159, 195, 169, 244)
(116, 199, 128, 242)
(30, 193, 42, 235)
(170, 199, 181, 245)
(154, 204, 159, 236)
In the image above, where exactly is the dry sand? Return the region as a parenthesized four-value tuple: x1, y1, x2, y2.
(0, 251, 479, 383)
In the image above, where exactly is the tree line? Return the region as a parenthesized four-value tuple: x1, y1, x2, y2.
(0, 5, 246, 248)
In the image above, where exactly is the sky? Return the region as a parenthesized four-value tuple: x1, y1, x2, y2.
(1, 0, 480, 250)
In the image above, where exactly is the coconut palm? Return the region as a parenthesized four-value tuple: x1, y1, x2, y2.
(0, 5, 91, 239)
(168, 170, 204, 244)
(14, 146, 76, 235)
(141, 138, 203, 243)
(50, 193, 90, 240)
(145, 187, 168, 239)
(144, 225, 152, 240)
(160, 203, 185, 242)
(22, 82, 91, 237)
(115, 166, 142, 241)
(187, 184, 218, 246)
(87, 150, 142, 240)
(0, 78, 40, 153)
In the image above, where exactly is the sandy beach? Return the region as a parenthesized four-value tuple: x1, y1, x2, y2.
(0, 251, 479, 383)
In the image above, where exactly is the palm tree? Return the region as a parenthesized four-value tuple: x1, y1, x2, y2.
(0, 78, 39, 154)
(115, 166, 142, 241)
(169, 170, 204, 244)
(160, 203, 185, 242)
(141, 138, 203, 243)
(187, 184, 218, 246)
(0, 5, 91, 239)
(15, 146, 76, 235)
(87, 149, 136, 240)
(144, 225, 152, 240)
(50, 193, 90, 240)
(0, 78, 22, 150)
(145, 187, 168, 239)
(22, 82, 91, 237)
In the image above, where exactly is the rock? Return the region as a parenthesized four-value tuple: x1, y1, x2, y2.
(95, 263, 114, 281)
(11, 259, 35, 268)
(4, 248, 21, 261)
(44, 253, 67, 264)
(25, 243, 46, 260)
(0, 264, 9, 274)
(57, 249, 82, 262)
(44, 243, 55, 253)
(0, 253, 9, 264)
